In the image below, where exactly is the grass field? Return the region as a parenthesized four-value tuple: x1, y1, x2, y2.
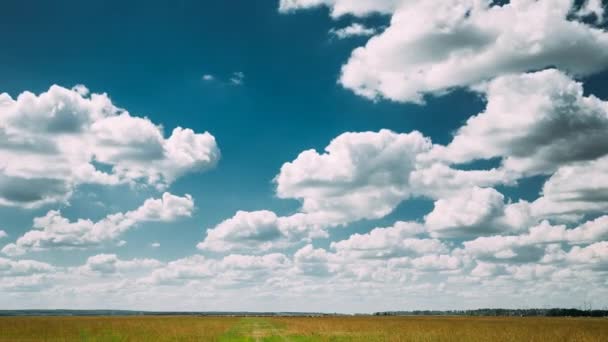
(0, 315, 606, 341)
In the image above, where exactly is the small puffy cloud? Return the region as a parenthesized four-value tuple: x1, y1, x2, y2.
(425, 187, 533, 238)
(229, 72, 245, 85)
(471, 261, 507, 278)
(0, 257, 55, 276)
(202, 74, 215, 81)
(150, 242, 160, 248)
(532, 156, 608, 220)
(330, 23, 377, 39)
(278, 0, 402, 17)
(293, 244, 336, 276)
(0, 85, 219, 208)
(330, 221, 447, 259)
(426, 69, 608, 177)
(0, 230, 6, 239)
(563, 242, 608, 270)
(198, 211, 283, 252)
(0, 274, 55, 292)
(336, 0, 608, 102)
(82, 254, 162, 274)
(409, 163, 518, 199)
(463, 216, 608, 263)
(142, 253, 290, 286)
(141, 255, 215, 285)
(275, 129, 431, 226)
(129, 192, 194, 222)
(2, 192, 194, 256)
(409, 254, 462, 272)
(197, 210, 328, 253)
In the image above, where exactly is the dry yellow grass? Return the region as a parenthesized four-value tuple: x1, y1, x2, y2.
(0, 315, 606, 341)
(270, 316, 608, 341)
(0, 316, 237, 341)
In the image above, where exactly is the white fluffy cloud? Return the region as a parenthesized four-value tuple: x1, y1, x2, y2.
(330, 23, 378, 39)
(463, 216, 608, 263)
(561, 242, 608, 270)
(0, 257, 54, 276)
(315, 0, 608, 102)
(82, 254, 162, 274)
(293, 244, 337, 276)
(276, 129, 431, 225)
(0, 230, 6, 239)
(1, 192, 194, 256)
(0, 85, 219, 208)
(532, 156, 608, 220)
(426, 70, 608, 176)
(197, 210, 329, 253)
(142, 253, 291, 286)
(425, 187, 533, 238)
(330, 221, 447, 259)
(408, 254, 462, 271)
(409, 163, 516, 199)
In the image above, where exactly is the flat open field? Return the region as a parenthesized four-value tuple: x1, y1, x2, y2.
(0, 315, 606, 341)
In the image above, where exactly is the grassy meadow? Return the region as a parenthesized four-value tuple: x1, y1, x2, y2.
(0, 315, 606, 341)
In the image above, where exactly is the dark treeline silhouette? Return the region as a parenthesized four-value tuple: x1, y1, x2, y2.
(374, 308, 608, 317)
(0, 310, 336, 317)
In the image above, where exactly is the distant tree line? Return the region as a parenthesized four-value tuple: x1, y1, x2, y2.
(373, 308, 608, 317)
(2, 308, 607, 317)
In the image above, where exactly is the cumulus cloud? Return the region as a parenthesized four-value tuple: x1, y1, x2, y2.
(330, 23, 377, 39)
(0, 85, 219, 208)
(0, 257, 54, 276)
(561, 242, 608, 270)
(275, 129, 431, 225)
(463, 216, 608, 263)
(0, 230, 6, 239)
(327, 0, 608, 102)
(425, 187, 533, 238)
(198, 211, 284, 252)
(330, 221, 447, 259)
(408, 254, 462, 272)
(293, 244, 336, 276)
(409, 163, 517, 199)
(142, 253, 291, 286)
(0, 274, 56, 292)
(81, 254, 162, 274)
(1, 192, 194, 256)
(532, 156, 608, 220)
(426, 69, 608, 177)
(197, 210, 328, 253)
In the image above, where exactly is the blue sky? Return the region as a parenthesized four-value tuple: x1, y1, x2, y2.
(1, 0, 608, 312)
